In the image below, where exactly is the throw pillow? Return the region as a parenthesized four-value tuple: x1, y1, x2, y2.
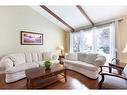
(65, 53, 78, 61)
(87, 53, 98, 64)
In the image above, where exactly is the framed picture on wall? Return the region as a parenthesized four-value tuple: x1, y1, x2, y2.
(21, 31, 43, 45)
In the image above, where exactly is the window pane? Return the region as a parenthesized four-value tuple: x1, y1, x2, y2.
(73, 33, 80, 52)
(97, 27, 110, 63)
(81, 30, 93, 52)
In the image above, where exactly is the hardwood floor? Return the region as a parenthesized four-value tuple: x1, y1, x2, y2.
(0, 70, 99, 89)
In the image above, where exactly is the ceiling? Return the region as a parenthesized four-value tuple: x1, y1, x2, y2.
(31, 6, 127, 32)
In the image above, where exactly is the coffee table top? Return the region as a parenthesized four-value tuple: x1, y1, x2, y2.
(26, 64, 65, 79)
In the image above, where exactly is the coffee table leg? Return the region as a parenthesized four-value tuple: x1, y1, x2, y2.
(27, 78, 32, 89)
(109, 67, 112, 73)
(64, 69, 67, 82)
(26, 78, 29, 89)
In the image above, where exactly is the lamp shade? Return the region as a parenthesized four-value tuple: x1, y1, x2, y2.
(122, 45, 127, 53)
(59, 46, 64, 50)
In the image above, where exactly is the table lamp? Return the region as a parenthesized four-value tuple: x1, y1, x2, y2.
(58, 46, 64, 56)
(122, 45, 127, 53)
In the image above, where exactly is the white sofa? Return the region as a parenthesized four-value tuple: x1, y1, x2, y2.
(64, 53, 106, 79)
(0, 52, 59, 83)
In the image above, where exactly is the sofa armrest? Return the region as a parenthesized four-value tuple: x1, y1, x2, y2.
(0, 58, 14, 69)
(94, 55, 106, 67)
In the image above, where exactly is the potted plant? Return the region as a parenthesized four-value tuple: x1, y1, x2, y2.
(44, 60, 52, 70)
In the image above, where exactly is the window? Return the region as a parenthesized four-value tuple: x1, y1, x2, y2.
(70, 23, 116, 63)
(80, 30, 93, 52)
(73, 33, 80, 52)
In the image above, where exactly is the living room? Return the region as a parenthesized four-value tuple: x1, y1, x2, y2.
(0, 0, 127, 95)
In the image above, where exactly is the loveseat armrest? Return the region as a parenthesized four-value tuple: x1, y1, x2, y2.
(94, 55, 106, 67)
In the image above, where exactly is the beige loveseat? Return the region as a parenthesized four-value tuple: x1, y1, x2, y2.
(64, 53, 106, 79)
(0, 52, 59, 83)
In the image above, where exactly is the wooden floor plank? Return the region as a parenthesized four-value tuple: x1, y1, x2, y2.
(0, 70, 99, 89)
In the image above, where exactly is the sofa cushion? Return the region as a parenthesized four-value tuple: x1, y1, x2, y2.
(32, 52, 38, 62)
(38, 61, 45, 67)
(65, 53, 77, 61)
(78, 53, 97, 64)
(101, 76, 127, 89)
(6, 62, 39, 74)
(38, 52, 43, 61)
(78, 53, 88, 62)
(8, 53, 26, 66)
(25, 52, 32, 63)
(86, 53, 98, 63)
(64, 60, 98, 71)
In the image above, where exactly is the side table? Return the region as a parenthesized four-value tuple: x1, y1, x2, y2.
(109, 62, 126, 75)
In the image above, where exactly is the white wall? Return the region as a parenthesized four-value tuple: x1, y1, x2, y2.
(0, 6, 65, 58)
(117, 15, 127, 63)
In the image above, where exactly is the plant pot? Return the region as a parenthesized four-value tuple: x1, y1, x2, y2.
(45, 65, 51, 70)
(44, 60, 52, 70)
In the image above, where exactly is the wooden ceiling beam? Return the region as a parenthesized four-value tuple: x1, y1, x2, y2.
(40, 5, 74, 32)
(76, 5, 94, 26)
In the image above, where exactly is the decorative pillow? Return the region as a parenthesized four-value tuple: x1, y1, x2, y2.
(52, 53, 59, 60)
(93, 55, 106, 67)
(87, 53, 98, 64)
(65, 53, 77, 61)
(78, 53, 88, 62)
(38, 52, 44, 61)
(43, 52, 53, 60)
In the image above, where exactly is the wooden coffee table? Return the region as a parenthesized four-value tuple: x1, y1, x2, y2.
(25, 64, 67, 89)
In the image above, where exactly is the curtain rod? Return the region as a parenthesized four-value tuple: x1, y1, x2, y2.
(94, 18, 123, 27)
(73, 19, 123, 32)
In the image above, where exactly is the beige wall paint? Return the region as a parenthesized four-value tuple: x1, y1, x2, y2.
(64, 32, 70, 53)
(0, 6, 65, 58)
(117, 15, 127, 63)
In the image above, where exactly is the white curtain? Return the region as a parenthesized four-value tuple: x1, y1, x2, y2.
(69, 32, 73, 53)
(79, 30, 85, 52)
(114, 20, 119, 58)
(92, 27, 98, 53)
(109, 22, 117, 61)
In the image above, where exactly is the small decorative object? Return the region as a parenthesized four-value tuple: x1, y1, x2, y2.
(44, 60, 52, 70)
(21, 31, 43, 45)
